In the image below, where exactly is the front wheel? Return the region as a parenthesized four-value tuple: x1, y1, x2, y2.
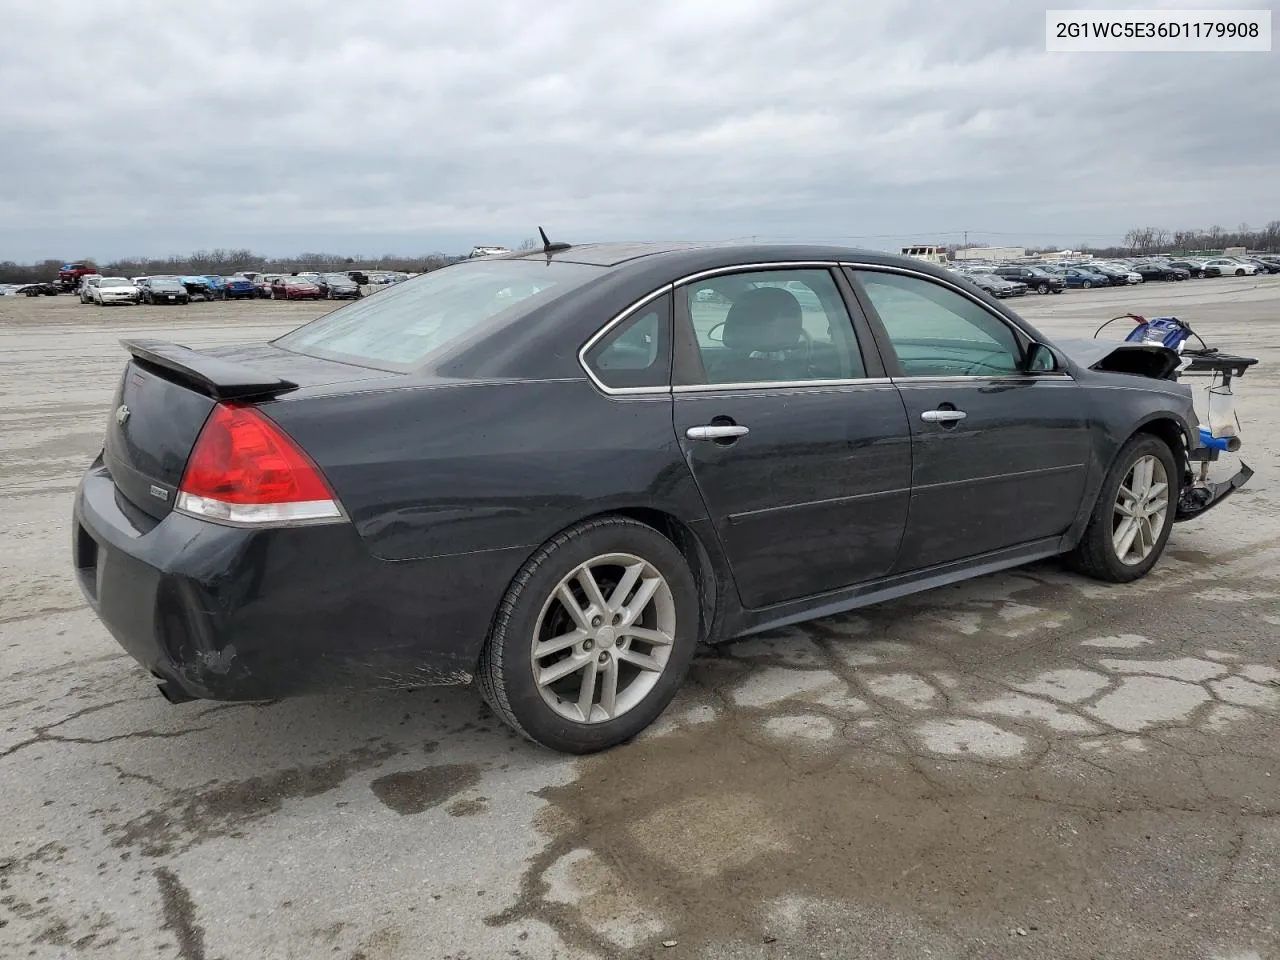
(1082, 280, 1092, 289)
(1037, 283, 1049, 294)
(1236, 269, 1246, 277)
(1064, 434, 1178, 583)
(477, 517, 700, 754)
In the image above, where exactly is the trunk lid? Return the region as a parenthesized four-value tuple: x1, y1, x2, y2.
(103, 340, 397, 519)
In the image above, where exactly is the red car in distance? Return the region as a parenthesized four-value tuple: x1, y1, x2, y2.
(268, 276, 322, 301)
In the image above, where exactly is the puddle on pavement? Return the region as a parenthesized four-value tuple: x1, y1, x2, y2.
(369, 763, 483, 815)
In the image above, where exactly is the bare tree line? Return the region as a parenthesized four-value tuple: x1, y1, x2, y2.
(0, 248, 465, 285)
(1101, 220, 1280, 257)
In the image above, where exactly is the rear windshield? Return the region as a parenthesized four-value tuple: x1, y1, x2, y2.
(274, 259, 603, 371)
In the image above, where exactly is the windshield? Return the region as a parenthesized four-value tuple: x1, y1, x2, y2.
(274, 259, 603, 371)
(100, 278, 131, 288)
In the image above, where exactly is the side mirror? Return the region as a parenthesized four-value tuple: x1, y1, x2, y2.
(1025, 342, 1059, 373)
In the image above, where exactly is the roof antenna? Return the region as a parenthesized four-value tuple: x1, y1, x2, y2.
(538, 226, 572, 253)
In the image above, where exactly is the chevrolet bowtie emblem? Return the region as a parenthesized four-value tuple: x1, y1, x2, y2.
(115, 404, 130, 426)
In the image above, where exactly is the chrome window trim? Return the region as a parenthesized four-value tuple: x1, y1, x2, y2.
(672, 377, 894, 394)
(891, 373, 1075, 385)
(577, 283, 675, 397)
(839, 261, 1077, 382)
(578, 260, 1077, 396)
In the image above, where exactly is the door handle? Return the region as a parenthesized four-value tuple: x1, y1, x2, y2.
(920, 409, 967, 423)
(686, 424, 750, 441)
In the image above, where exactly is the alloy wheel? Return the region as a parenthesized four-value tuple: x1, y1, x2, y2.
(530, 553, 676, 724)
(1112, 455, 1170, 565)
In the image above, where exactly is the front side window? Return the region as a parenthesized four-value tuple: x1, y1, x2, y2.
(274, 259, 603, 371)
(582, 294, 671, 389)
(678, 269, 866, 385)
(854, 270, 1023, 378)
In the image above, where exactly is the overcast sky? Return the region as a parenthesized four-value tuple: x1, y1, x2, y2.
(1, 0, 1276, 262)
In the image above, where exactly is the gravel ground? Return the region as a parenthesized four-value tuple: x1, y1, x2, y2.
(2, 278, 1279, 960)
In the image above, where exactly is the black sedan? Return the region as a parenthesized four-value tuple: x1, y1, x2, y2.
(72, 242, 1248, 753)
(1131, 262, 1190, 282)
(315, 272, 363, 299)
(992, 265, 1065, 294)
(1167, 260, 1220, 279)
(138, 277, 191, 305)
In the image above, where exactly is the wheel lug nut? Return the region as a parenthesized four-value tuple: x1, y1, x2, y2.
(598, 652, 608, 664)
(613, 613, 623, 625)
(591, 616, 602, 628)
(583, 640, 594, 651)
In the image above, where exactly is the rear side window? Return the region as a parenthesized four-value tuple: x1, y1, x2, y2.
(274, 259, 603, 371)
(583, 294, 671, 390)
(678, 269, 867, 385)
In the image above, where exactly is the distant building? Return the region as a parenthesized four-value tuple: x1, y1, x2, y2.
(900, 244, 948, 264)
(954, 245, 1026, 261)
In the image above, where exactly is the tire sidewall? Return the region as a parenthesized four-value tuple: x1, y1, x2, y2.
(484, 519, 700, 753)
(1090, 434, 1180, 581)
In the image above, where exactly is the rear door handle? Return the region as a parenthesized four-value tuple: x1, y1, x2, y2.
(686, 424, 750, 441)
(920, 409, 967, 423)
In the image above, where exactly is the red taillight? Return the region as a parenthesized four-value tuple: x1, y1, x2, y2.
(176, 403, 343, 525)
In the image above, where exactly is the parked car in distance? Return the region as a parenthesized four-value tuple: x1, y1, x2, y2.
(92, 277, 140, 306)
(139, 277, 191, 305)
(1201, 258, 1256, 277)
(316, 273, 362, 299)
(1093, 262, 1144, 284)
(992, 265, 1065, 294)
(1131, 263, 1190, 282)
(79, 275, 104, 303)
(72, 241, 1250, 753)
(964, 272, 1026, 298)
(1063, 268, 1110, 289)
(17, 281, 60, 297)
(178, 276, 218, 301)
(1079, 263, 1129, 286)
(1167, 259, 1219, 278)
(1241, 257, 1280, 275)
(58, 262, 97, 292)
(269, 276, 322, 300)
(222, 276, 258, 300)
(347, 270, 370, 285)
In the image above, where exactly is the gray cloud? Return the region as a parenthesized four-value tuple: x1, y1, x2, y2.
(1, 0, 1276, 261)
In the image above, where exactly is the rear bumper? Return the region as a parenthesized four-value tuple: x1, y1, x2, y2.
(73, 457, 523, 702)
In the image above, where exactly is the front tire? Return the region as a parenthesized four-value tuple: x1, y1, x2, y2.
(1064, 434, 1179, 583)
(1037, 283, 1049, 294)
(1082, 280, 1092, 289)
(477, 517, 700, 754)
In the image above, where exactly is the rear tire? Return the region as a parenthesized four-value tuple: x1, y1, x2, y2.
(477, 517, 700, 754)
(1064, 433, 1179, 583)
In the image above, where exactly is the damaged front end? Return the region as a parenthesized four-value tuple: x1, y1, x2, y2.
(1174, 351, 1257, 523)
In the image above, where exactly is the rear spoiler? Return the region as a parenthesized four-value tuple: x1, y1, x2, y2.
(121, 339, 299, 401)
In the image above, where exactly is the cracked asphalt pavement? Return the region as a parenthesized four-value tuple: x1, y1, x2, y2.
(3, 280, 1279, 959)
